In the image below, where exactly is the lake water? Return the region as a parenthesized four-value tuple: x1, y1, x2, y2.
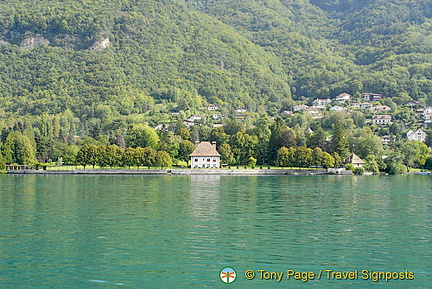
(0, 175, 430, 288)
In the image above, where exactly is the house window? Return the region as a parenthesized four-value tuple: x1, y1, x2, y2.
(195, 159, 198, 162)
(207, 159, 211, 162)
(213, 159, 216, 162)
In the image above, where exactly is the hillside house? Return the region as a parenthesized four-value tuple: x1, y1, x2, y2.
(235, 107, 247, 113)
(330, 105, 347, 111)
(190, 141, 221, 168)
(362, 93, 383, 102)
(312, 98, 331, 108)
(305, 107, 320, 117)
(373, 115, 392, 125)
(406, 100, 421, 107)
(293, 104, 308, 111)
(212, 114, 225, 120)
(207, 104, 221, 111)
(335, 93, 351, 103)
(370, 105, 391, 113)
(424, 115, 432, 125)
(407, 129, 427, 142)
(352, 102, 371, 109)
(381, 135, 395, 145)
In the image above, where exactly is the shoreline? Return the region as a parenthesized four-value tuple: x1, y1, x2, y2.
(6, 168, 343, 176)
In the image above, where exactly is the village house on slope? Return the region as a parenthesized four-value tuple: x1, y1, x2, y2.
(190, 141, 221, 168)
(407, 129, 427, 143)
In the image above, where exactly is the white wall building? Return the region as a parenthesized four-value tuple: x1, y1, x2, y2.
(373, 115, 392, 125)
(190, 141, 221, 168)
(407, 129, 427, 142)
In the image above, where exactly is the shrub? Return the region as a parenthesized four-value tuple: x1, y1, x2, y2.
(352, 167, 364, 175)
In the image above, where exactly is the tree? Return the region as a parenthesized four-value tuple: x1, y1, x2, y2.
(293, 147, 313, 168)
(312, 147, 335, 168)
(249, 115, 272, 164)
(330, 121, 350, 158)
(139, 147, 157, 168)
(35, 114, 54, 162)
(364, 155, 380, 174)
(332, 152, 343, 168)
(3, 131, 36, 165)
(276, 147, 295, 167)
(155, 151, 172, 168)
(178, 140, 195, 166)
(399, 141, 430, 169)
(100, 145, 123, 168)
(218, 143, 235, 165)
(275, 129, 297, 150)
(350, 127, 384, 159)
(307, 125, 326, 149)
(268, 117, 287, 163)
(230, 131, 258, 165)
(125, 125, 160, 149)
(123, 147, 140, 169)
(76, 144, 99, 169)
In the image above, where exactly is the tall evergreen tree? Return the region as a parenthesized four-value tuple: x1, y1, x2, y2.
(330, 122, 350, 158)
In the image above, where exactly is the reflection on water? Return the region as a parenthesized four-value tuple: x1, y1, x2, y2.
(190, 175, 220, 221)
(0, 175, 430, 288)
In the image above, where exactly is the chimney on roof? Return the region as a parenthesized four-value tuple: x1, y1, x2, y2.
(195, 140, 200, 145)
(211, 141, 217, 146)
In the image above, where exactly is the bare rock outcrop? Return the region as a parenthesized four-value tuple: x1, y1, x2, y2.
(20, 34, 50, 50)
(89, 37, 111, 51)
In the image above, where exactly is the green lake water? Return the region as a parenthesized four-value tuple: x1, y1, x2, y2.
(0, 175, 431, 288)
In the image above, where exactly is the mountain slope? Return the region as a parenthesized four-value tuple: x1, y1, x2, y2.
(0, 0, 291, 118)
(0, 0, 431, 122)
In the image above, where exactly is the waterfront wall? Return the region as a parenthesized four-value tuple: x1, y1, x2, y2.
(6, 168, 346, 176)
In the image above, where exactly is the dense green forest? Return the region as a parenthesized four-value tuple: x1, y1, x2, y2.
(0, 0, 432, 172)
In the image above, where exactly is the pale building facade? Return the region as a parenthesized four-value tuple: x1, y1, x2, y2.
(190, 141, 221, 168)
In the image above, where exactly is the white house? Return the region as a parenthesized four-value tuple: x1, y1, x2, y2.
(381, 135, 395, 145)
(407, 129, 427, 142)
(183, 120, 195, 127)
(212, 114, 225, 120)
(312, 98, 332, 108)
(335, 93, 351, 103)
(373, 115, 392, 125)
(330, 105, 347, 111)
(352, 102, 371, 109)
(235, 107, 247, 113)
(207, 104, 221, 111)
(186, 115, 202, 122)
(190, 141, 221, 168)
(293, 104, 308, 111)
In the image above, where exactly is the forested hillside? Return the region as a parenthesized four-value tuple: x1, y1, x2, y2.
(0, 0, 291, 121)
(1, 0, 431, 120)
